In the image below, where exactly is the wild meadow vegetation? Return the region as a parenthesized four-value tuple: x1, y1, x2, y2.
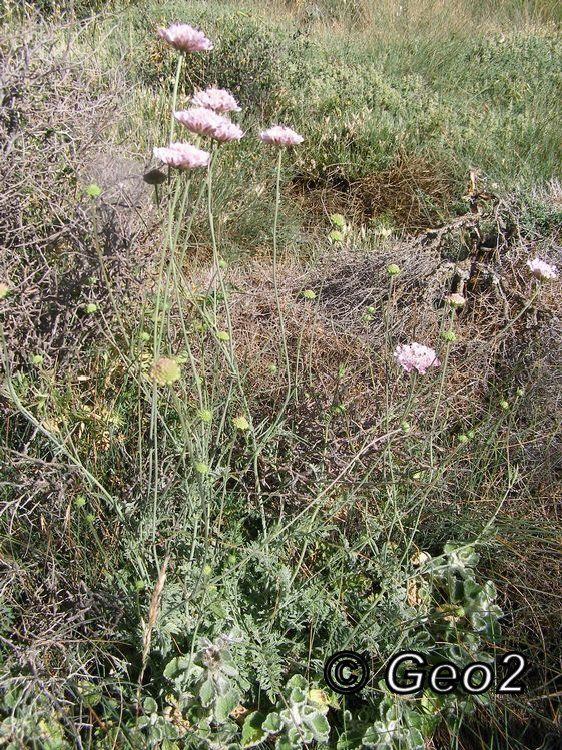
(0, 0, 560, 748)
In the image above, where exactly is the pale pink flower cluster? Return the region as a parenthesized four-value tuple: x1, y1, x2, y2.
(210, 121, 244, 143)
(174, 107, 224, 135)
(174, 107, 243, 142)
(527, 257, 558, 281)
(153, 142, 210, 170)
(394, 342, 441, 375)
(259, 125, 304, 147)
(191, 86, 241, 113)
(157, 23, 213, 52)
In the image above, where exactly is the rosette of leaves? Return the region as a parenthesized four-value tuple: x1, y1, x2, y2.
(426, 543, 503, 653)
(164, 633, 249, 728)
(250, 675, 330, 749)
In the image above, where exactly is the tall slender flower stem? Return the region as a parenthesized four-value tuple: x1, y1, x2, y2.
(494, 285, 540, 342)
(272, 149, 292, 404)
(401, 371, 418, 425)
(206, 149, 268, 545)
(168, 52, 183, 144)
(429, 307, 455, 468)
(384, 276, 395, 430)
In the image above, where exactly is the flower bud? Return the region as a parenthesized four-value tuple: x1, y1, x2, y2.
(441, 329, 457, 342)
(232, 415, 250, 430)
(446, 293, 466, 308)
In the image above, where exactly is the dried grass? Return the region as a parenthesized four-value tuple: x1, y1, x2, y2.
(293, 155, 456, 232)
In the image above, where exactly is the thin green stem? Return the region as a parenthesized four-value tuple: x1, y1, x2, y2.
(429, 307, 455, 468)
(494, 285, 540, 342)
(272, 149, 292, 402)
(206, 149, 268, 544)
(169, 52, 183, 144)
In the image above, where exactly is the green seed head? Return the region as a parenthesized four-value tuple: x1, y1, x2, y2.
(198, 409, 213, 424)
(500, 400, 510, 411)
(216, 330, 230, 342)
(0, 282, 10, 300)
(85, 183, 101, 198)
(232, 415, 250, 431)
(194, 461, 210, 475)
(150, 357, 181, 386)
(31, 354, 44, 366)
(441, 329, 457, 342)
(85, 303, 98, 314)
(74, 495, 87, 508)
(302, 289, 317, 300)
(330, 213, 346, 228)
(401, 421, 411, 433)
(202, 564, 212, 577)
(387, 263, 401, 276)
(458, 434, 469, 444)
(139, 331, 150, 342)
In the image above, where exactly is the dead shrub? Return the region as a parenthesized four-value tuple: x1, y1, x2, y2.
(0, 17, 153, 373)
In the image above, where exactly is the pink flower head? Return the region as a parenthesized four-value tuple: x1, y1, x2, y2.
(259, 125, 304, 147)
(394, 342, 441, 375)
(211, 121, 244, 143)
(174, 108, 244, 143)
(446, 293, 466, 308)
(191, 86, 241, 113)
(527, 257, 558, 281)
(174, 107, 228, 136)
(157, 23, 213, 52)
(153, 142, 210, 170)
